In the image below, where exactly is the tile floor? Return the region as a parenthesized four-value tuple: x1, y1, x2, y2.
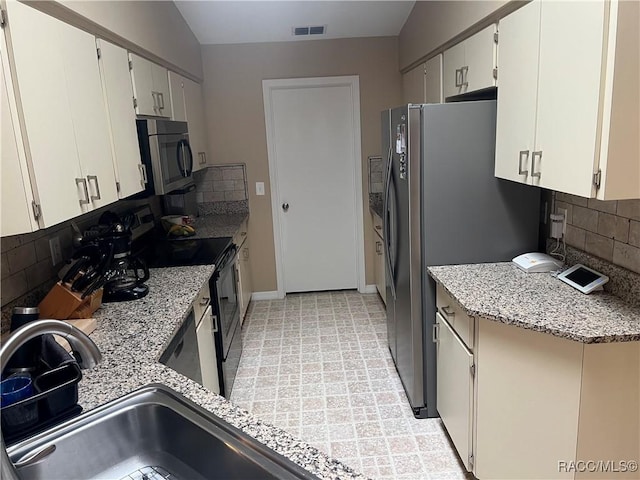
(230, 291, 467, 480)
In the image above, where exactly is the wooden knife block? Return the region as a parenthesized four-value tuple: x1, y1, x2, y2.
(38, 282, 103, 320)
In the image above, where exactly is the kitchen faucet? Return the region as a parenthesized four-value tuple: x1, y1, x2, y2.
(1, 320, 102, 480)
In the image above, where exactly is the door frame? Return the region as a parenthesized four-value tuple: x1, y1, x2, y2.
(262, 75, 365, 298)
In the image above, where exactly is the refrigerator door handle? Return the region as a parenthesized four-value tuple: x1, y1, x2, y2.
(383, 145, 396, 299)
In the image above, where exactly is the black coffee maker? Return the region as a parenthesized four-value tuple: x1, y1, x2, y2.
(80, 212, 150, 302)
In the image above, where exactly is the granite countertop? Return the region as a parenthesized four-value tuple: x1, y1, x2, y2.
(79, 265, 364, 480)
(189, 213, 248, 239)
(428, 262, 640, 344)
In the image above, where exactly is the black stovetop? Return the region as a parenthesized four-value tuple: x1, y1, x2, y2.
(135, 231, 233, 268)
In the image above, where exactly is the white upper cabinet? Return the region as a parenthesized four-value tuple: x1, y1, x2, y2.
(402, 63, 426, 104)
(495, 0, 639, 200)
(168, 71, 186, 122)
(129, 53, 172, 118)
(443, 25, 497, 99)
(425, 54, 443, 104)
(97, 39, 145, 199)
(6, 1, 118, 227)
(1, 32, 38, 236)
(183, 77, 209, 171)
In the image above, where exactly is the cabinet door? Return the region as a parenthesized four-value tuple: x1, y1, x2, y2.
(151, 63, 172, 118)
(7, 1, 83, 226)
(129, 53, 156, 116)
(402, 63, 425, 104)
(533, 1, 605, 196)
(240, 243, 252, 320)
(425, 54, 443, 104)
(168, 71, 186, 122)
(436, 313, 473, 472)
(97, 39, 144, 199)
(464, 25, 497, 94)
(494, 1, 541, 184)
(196, 306, 220, 394)
(60, 26, 118, 210)
(183, 78, 209, 171)
(1, 37, 37, 236)
(443, 41, 465, 99)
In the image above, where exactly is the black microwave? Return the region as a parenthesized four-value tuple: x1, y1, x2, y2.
(136, 119, 194, 196)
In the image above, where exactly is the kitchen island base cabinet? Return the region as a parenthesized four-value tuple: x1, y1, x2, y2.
(475, 318, 640, 480)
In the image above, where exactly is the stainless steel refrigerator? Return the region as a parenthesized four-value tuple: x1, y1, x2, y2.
(381, 100, 540, 418)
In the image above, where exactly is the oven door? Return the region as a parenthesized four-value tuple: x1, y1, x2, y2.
(215, 247, 240, 356)
(159, 309, 202, 384)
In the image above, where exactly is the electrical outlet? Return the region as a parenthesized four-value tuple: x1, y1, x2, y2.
(558, 208, 568, 234)
(256, 182, 265, 196)
(49, 236, 63, 266)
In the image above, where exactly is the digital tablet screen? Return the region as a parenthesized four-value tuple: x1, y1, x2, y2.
(565, 267, 600, 286)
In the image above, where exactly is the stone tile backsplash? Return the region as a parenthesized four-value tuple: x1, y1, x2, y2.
(194, 164, 247, 203)
(368, 156, 383, 194)
(553, 193, 640, 274)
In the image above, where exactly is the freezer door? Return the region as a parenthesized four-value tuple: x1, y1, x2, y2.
(381, 109, 396, 361)
(387, 105, 426, 413)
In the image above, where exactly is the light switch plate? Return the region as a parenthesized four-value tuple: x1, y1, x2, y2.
(256, 182, 265, 196)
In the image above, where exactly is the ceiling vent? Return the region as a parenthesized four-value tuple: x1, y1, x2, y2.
(293, 25, 326, 36)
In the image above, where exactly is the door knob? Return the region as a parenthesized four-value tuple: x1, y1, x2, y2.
(282, 203, 290, 212)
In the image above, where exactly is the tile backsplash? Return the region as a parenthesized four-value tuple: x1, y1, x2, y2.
(553, 193, 640, 274)
(194, 164, 247, 203)
(368, 156, 383, 194)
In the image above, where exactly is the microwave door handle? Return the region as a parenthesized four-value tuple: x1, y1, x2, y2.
(185, 140, 194, 177)
(176, 140, 185, 176)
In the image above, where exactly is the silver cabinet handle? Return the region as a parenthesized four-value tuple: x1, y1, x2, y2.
(87, 175, 101, 200)
(138, 164, 148, 186)
(432, 323, 440, 343)
(375, 241, 382, 254)
(460, 66, 469, 87)
(199, 296, 210, 306)
(518, 150, 530, 175)
(375, 224, 382, 230)
(282, 203, 289, 212)
(531, 151, 542, 178)
(151, 91, 158, 113)
(199, 152, 206, 165)
(158, 92, 165, 110)
(442, 305, 455, 317)
(454, 68, 462, 87)
(75, 178, 90, 206)
(211, 314, 218, 333)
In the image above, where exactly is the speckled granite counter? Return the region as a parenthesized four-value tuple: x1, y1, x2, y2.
(428, 262, 640, 343)
(78, 266, 365, 480)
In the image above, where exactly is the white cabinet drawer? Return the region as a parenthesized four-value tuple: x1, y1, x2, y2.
(436, 284, 474, 349)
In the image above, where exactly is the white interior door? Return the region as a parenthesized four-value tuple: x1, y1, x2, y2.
(264, 77, 363, 294)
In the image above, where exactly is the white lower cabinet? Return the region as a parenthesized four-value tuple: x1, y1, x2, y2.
(436, 285, 640, 479)
(196, 305, 220, 395)
(435, 312, 473, 471)
(372, 213, 386, 305)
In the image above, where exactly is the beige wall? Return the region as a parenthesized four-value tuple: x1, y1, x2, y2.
(398, 0, 510, 71)
(201, 37, 402, 293)
(30, 0, 203, 79)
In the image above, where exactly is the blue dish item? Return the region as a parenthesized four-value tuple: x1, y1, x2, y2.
(0, 374, 33, 407)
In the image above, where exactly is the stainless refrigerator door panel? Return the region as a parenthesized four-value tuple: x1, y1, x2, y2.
(421, 100, 540, 265)
(390, 105, 425, 410)
(381, 109, 396, 361)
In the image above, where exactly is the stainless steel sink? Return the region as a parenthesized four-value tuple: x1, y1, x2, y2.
(7, 384, 318, 480)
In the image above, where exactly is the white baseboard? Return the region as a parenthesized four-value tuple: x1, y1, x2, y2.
(362, 284, 378, 294)
(251, 291, 282, 301)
